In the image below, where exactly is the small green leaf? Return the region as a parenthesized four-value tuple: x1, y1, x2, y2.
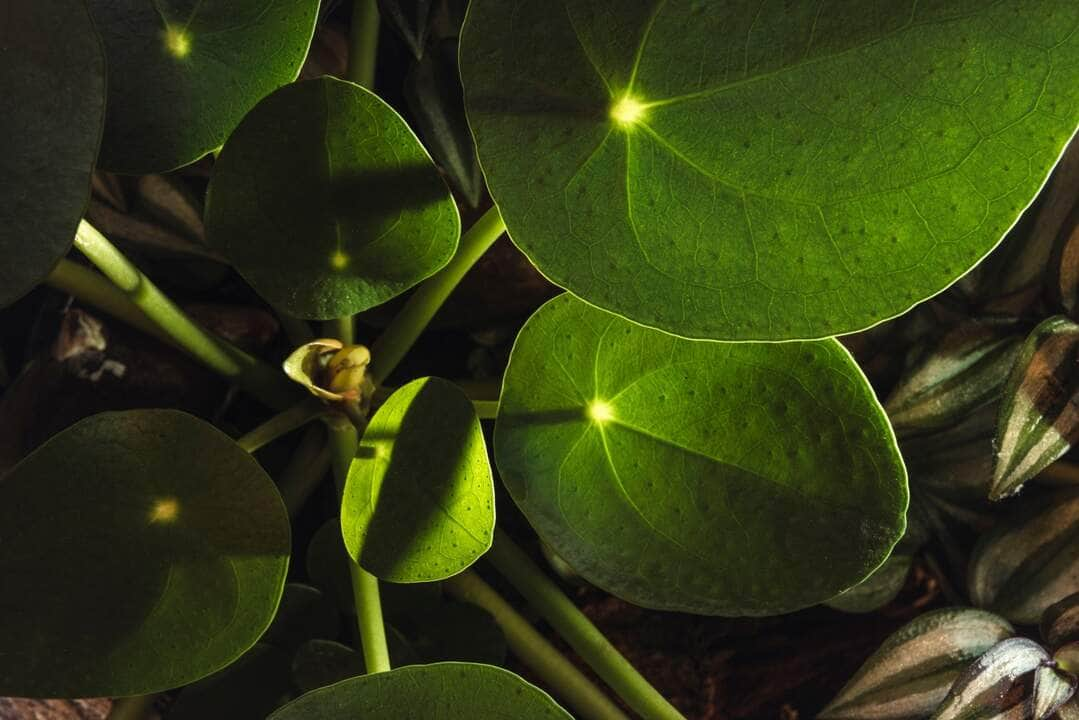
(0, 0, 104, 306)
(262, 584, 341, 654)
(820, 608, 1014, 720)
(992, 316, 1079, 500)
(495, 294, 907, 615)
(970, 489, 1079, 625)
(461, 0, 1079, 340)
(342, 377, 495, 582)
(88, 0, 319, 173)
(291, 639, 365, 693)
(885, 321, 1022, 437)
(825, 554, 912, 614)
(268, 662, 572, 720)
(931, 638, 1052, 720)
(206, 76, 460, 320)
(0, 409, 291, 697)
(167, 643, 295, 720)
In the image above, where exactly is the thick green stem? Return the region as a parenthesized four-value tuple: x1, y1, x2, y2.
(73, 221, 298, 410)
(46, 259, 173, 345)
(369, 207, 506, 385)
(347, 0, 380, 88)
(106, 695, 157, 720)
(488, 529, 685, 720)
(235, 398, 325, 454)
(446, 571, 630, 720)
(472, 399, 500, 419)
(328, 417, 391, 674)
(326, 316, 355, 345)
(277, 424, 331, 517)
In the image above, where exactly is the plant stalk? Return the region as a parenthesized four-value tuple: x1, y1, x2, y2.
(347, 0, 380, 88)
(328, 416, 391, 674)
(45, 259, 172, 344)
(445, 571, 630, 720)
(72, 220, 298, 410)
(487, 529, 685, 720)
(277, 424, 331, 517)
(369, 207, 506, 385)
(235, 397, 325, 454)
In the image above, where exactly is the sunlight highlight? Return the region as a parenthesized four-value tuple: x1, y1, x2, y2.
(610, 95, 646, 127)
(330, 249, 350, 270)
(163, 25, 192, 59)
(149, 496, 180, 524)
(588, 399, 615, 424)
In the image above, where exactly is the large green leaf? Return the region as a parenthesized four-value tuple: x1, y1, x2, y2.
(88, 0, 319, 173)
(0, 0, 104, 306)
(205, 77, 460, 319)
(268, 663, 572, 720)
(494, 294, 907, 615)
(0, 410, 291, 697)
(342, 377, 494, 582)
(461, 0, 1079, 340)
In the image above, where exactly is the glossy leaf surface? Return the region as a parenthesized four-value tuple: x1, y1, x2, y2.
(820, 608, 1014, 720)
(88, 0, 319, 173)
(461, 0, 1079, 340)
(495, 294, 907, 615)
(0, 410, 291, 697)
(206, 77, 460, 319)
(268, 662, 572, 719)
(0, 0, 104, 306)
(342, 377, 494, 582)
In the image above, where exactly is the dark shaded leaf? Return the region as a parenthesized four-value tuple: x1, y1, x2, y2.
(0, 410, 291, 697)
(167, 643, 294, 720)
(0, 0, 104, 306)
(1041, 593, 1079, 651)
(405, 38, 485, 207)
(88, 0, 319, 173)
(291, 639, 365, 693)
(825, 554, 913, 614)
(262, 584, 341, 654)
(378, 0, 433, 58)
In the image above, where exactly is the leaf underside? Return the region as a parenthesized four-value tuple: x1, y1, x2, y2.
(0, 410, 291, 697)
(462, 0, 1079, 340)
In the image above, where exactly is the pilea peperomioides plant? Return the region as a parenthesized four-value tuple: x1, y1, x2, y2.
(1, 1, 1077, 719)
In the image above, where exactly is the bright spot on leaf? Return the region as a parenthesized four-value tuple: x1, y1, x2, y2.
(163, 25, 192, 59)
(330, 249, 350, 270)
(610, 95, 646, 127)
(588, 400, 615, 424)
(149, 496, 180, 524)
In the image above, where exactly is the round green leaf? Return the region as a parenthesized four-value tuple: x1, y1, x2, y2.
(0, 0, 104, 306)
(0, 409, 291, 697)
(461, 1, 1079, 340)
(206, 76, 461, 319)
(269, 662, 572, 720)
(88, 0, 319, 173)
(494, 294, 907, 615)
(342, 377, 495, 582)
